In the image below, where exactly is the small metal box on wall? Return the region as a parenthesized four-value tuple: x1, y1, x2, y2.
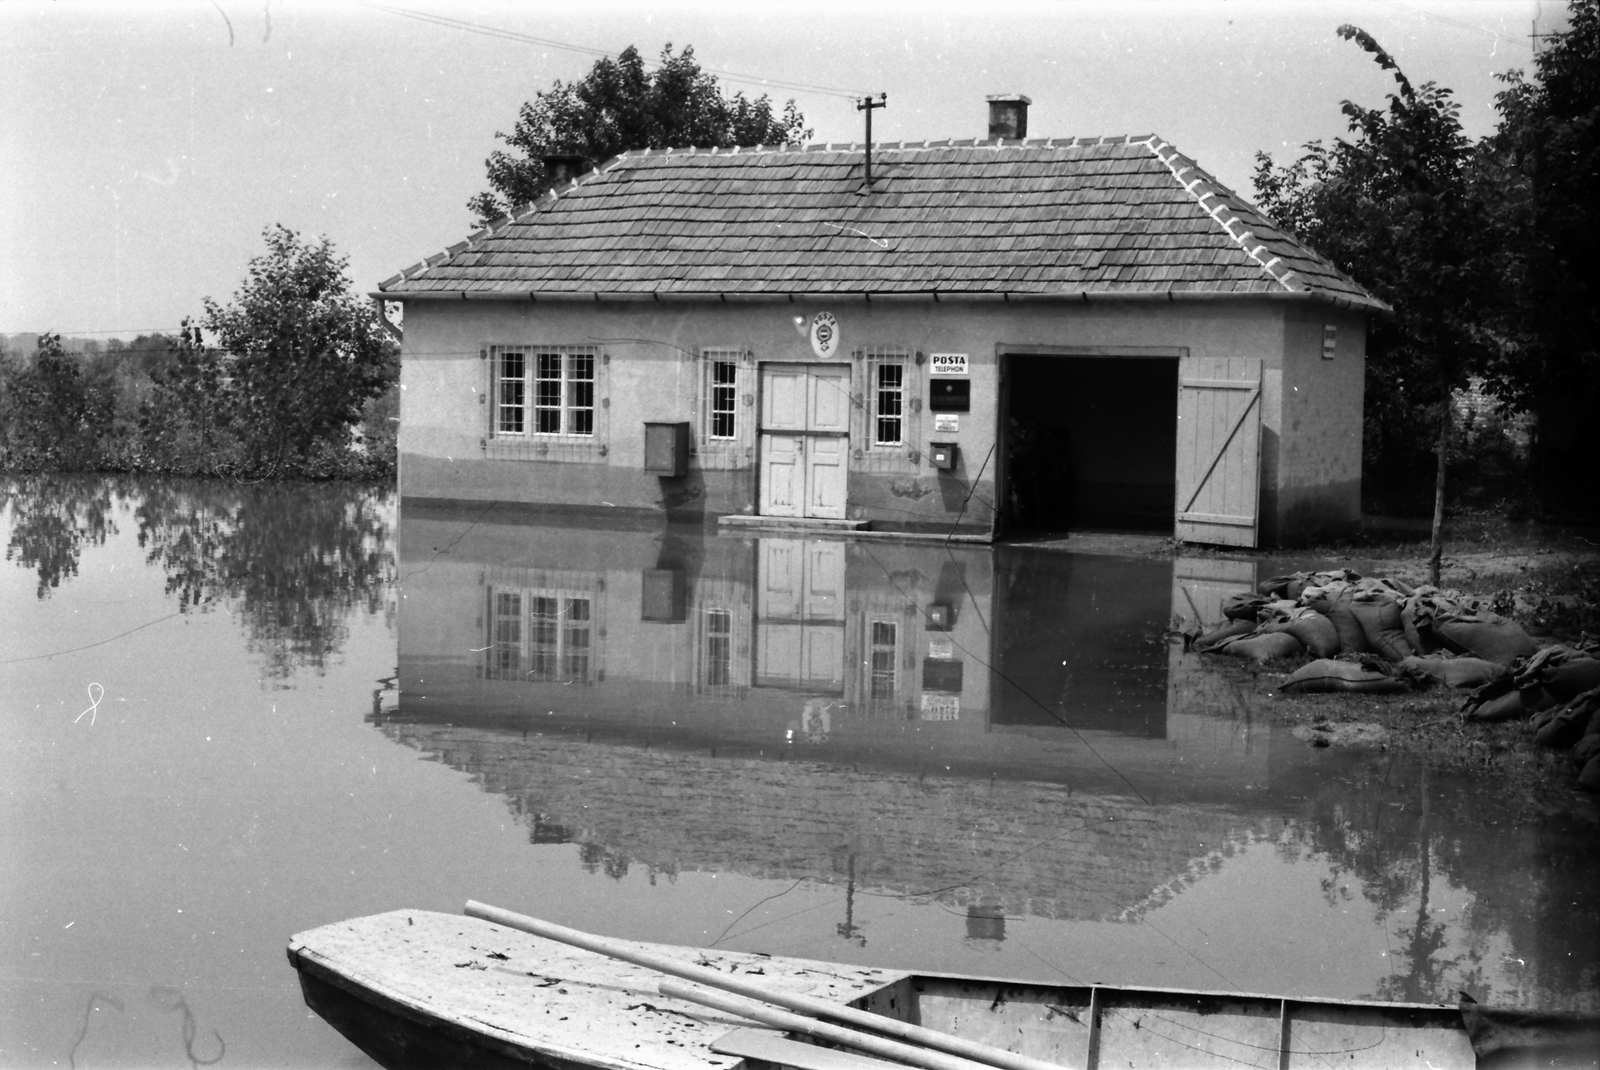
(928, 442, 958, 471)
(643, 422, 690, 476)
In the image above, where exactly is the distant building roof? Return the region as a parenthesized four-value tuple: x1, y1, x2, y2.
(380, 135, 1387, 312)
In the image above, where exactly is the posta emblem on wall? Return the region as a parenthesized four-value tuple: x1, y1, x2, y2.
(809, 312, 840, 359)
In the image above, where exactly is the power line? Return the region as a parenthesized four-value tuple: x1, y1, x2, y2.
(347, 1, 870, 101)
(1380, 1, 1532, 50)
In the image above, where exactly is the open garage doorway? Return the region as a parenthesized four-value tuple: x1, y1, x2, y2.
(1000, 353, 1179, 535)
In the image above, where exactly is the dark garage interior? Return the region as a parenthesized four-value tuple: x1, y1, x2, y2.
(1002, 355, 1179, 534)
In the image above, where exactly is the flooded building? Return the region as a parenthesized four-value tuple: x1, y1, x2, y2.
(381, 99, 1386, 546)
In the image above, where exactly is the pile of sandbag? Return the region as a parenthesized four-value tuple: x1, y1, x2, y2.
(1192, 568, 1534, 681)
(1190, 568, 1600, 791)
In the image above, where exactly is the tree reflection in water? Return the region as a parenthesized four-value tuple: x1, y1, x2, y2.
(3, 474, 125, 597)
(1287, 758, 1600, 1008)
(3, 475, 394, 678)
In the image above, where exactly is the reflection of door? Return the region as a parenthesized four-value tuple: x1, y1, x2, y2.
(759, 364, 850, 519)
(755, 538, 845, 691)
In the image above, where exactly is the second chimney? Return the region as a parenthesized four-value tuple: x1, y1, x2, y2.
(986, 95, 1031, 141)
(542, 153, 589, 187)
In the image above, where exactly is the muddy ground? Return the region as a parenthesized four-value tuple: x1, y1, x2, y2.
(1212, 518, 1600, 807)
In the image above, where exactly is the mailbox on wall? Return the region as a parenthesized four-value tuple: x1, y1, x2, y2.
(928, 378, 970, 412)
(928, 442, 958, 471)
(644, 422, 690, 476)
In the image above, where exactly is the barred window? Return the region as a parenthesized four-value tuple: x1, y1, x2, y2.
(875, 363, 904, 445)
(699, 348, 748, 450)
(709, 360, 738, 440)
(494, 346, 596, 437)
(497, 350, 526, 434)
(864, 348, 910, 447)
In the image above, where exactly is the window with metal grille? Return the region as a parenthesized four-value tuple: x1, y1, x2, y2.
(698, 348, 747, 451)
(493, 346, 596, 437)
(709, 361, 737, 439)
(864, 348, 909, 446)
(497, 349, 526, 434)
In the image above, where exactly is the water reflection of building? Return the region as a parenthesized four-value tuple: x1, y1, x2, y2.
(392, 502, 1285, 924)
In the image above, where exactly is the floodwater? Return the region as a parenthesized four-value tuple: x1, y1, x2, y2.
(2, 477, 1596, 1069)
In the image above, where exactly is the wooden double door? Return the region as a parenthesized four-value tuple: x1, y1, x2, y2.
(758, 363, 849, 520)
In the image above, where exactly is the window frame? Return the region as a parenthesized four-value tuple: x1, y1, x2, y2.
(695, 347, 753, 468)
(489, 344, 599, 441)
(863, 347, 911, 449)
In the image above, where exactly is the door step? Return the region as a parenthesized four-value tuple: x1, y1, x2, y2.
(719, 515, 871, 533)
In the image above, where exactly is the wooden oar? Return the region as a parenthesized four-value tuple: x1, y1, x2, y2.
(464, 901, 1067, 1070)
(660, 979, 1004, 1070)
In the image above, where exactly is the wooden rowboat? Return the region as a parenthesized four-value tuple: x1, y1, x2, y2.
(287, 905, 1598, 1070)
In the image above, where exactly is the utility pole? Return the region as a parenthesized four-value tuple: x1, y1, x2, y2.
(857, 93, 888, 189)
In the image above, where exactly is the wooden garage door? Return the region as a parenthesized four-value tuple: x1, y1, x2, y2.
(1175, 356, 1262, 547)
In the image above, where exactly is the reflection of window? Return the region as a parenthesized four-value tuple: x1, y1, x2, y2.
(704, 608, 732, 686)
(493, 592, 522, 674)
(485, 588, 596, 683)
(870, 620, 897, 697)
(491, 346, 596, 438)
(864, 348, 909, 447)
(868, 619, 898, 706)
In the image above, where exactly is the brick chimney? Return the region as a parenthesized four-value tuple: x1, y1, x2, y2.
(542, 153, 589, 187)
(986, 95, 1031, 141)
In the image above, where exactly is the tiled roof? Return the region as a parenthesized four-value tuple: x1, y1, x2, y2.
(380, 135, 1386, 312)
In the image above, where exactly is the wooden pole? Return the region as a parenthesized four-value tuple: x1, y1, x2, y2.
(464, 901, 1067, 1070)
(1429, 395, 1450, 586)
(660, 980, 1006, 1070)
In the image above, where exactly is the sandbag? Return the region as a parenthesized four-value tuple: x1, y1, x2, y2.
(1399, 598, 1453, 656)
(1348, 595, 1414, 662)
(1193, 618, 1257, 653)
(1572, 732, 1600, 767)
(1221, 592, 1272, 623)
(1530, 657, 1600, 703)
(1306, 590, 1370, 656)
(1216, 631, 1304, 663)
(1400, 655, 1507, 690)
(1281, 658, 1408, 694)
(1534, 689, 1600, 748)
(1463, 682, 1554, 723)
(1263, 613, 1341, 659)
(1433, 613, 1538, 666)
(1259, 569, 1359, 600)
(1578, 754, 1600, 792)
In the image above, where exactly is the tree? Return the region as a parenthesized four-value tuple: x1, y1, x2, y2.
(1482, 0, 1600, 514)
(140, 320, 233, 472)
(469, 44, 810, 225)
(197, 225, 398, 476)
(1253, 27, 1506, 581)
(0, 333, 119, 472)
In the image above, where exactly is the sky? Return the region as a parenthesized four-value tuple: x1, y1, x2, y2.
(0, 0, 1568, 339)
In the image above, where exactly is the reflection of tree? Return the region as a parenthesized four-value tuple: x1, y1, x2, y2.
(133, 480, 394, 677)
(3, 475, 122, 597)
(1286, 759, 1600, 1008)
(3, 476, 393, 675)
